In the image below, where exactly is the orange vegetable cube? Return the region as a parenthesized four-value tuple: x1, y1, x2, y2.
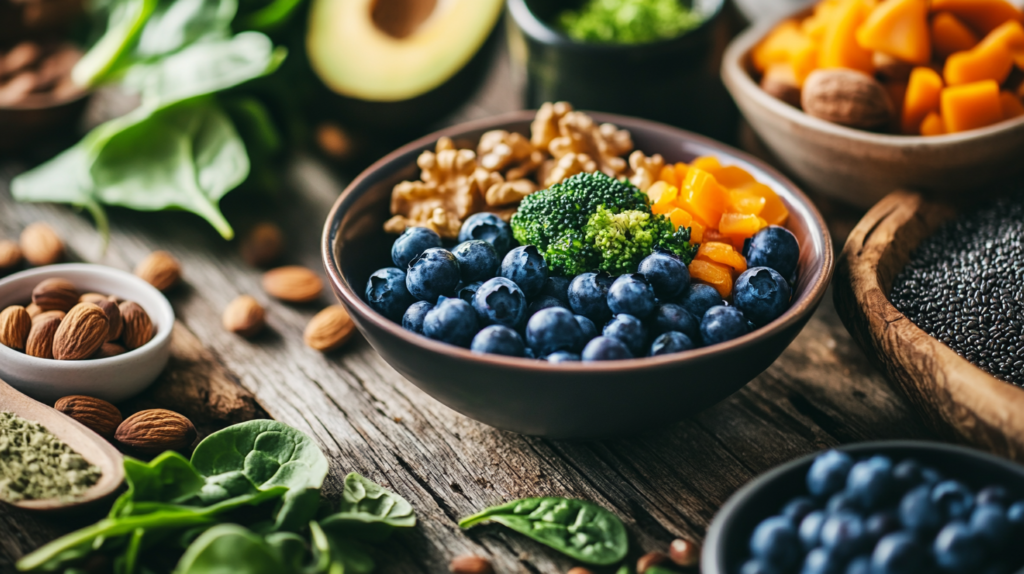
(659, 165, 679, 187)
(804, 0, 845, 41)
(719, 213, 764, 238)
(902, 67, 944, 133)
(733, 182, 789, 226)
(674, 162, 689, 184)
(919, 111, 947, 135)
(677, 167, 727, 228)
(647, 181, 676, 206)
(930, 0, 1024, 36)
(943, 21, 1024, 85)
(931, 12, 980, 58)
(727, 189, 767, 216)
(1001, 91, 1024, 119)
(753, 20, 817, 73)
(697, 242, 748, 274)
(941, 80, 1003, 132)
(690, 156, 722, 172)
(819, 0, 875, 74)
(689, 259, 734, 298)
(986, 19, 1024, 68)
(689, 219, 705, 243)
(856, 0, 931, 64)
(668, 208, 692, 230)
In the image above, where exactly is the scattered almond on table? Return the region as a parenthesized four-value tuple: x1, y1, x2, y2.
(223, 295, 266, 338)
(0, 41, 83, 107)
(115, 409, 197, 454)
(0, 240, 22, 274)
(449, 555, 493, 574)
(134, 250, 182, 292)
(669, 538, 700, 567)
(19, 222, 63, 266)
(240, 222, 284, 268)
(303, 305, 355, 352)
(566, 568, 594, 574)
(637, 550, 669, 573)
(262, 265, 323, 303)
(54, 395, 122, 438)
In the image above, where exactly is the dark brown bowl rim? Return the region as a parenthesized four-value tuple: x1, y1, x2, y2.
(321, 110, 835, 372)
(0, 90, 89, 111)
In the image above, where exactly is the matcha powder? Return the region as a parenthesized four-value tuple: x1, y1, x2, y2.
(0, 411, 101, 502)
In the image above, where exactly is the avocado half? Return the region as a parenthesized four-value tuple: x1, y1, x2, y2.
(307, 0, 504, 106)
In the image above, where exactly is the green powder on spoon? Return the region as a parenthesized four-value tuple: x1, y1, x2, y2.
(0, 411, 101, 502)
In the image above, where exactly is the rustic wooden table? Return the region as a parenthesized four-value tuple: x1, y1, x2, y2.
(0, 41, 939, 574)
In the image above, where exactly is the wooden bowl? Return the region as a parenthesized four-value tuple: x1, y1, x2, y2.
(721, 15, 1024, 209)
(833, 190, 1024, 460)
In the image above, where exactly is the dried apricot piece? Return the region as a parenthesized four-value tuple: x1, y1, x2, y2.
(728, 189, 767, 216)
(689, 259, 733, 298)
(697, 242, 748, 273)
(677, 167, 727, 228)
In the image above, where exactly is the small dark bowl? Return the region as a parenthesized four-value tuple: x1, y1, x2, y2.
(321, 110, 833, 439)
(506, 0, 735, 140)
(702, 441, 1024, 574)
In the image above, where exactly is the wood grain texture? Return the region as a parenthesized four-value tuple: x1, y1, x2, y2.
(834, 190, 1024, 462)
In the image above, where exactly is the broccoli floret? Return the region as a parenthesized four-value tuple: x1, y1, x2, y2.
(584, 206, 697, 275)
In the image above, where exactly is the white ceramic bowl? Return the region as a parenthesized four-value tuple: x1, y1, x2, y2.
(0, 264, 174, 403)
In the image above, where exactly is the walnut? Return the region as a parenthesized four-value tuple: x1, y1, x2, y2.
(485, 179, 537, 207)
(540, 153, 598, 187)
(547, 111, 633, 178)
(530, 101, 574, 150)
(478, 130, 533, 172)
(628, 151, 666, 192)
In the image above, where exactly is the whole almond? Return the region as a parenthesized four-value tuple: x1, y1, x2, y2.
(567, 569, 595, 574)
(53, 303, 108, 360)
(33, 309, 65, 323)
(135, 251, 182, 291)
(25, 303, 42, 318)
(263, 266, 323, 303)
(448, 555, 493, 574)
(0, 305, 32, 351)
(223, 295, 266, 338)
(26, 315, 60, 359)
(55, 395, 122, 437)
(240, 223, 284, 267)
(669, 538, 700, 567)
(303, 305, 355, 352)
(0, 240, 22, 273)
(115, 409, 197, 453)
(32, 277, 79, 311)
(20, 222, 64, 266)
(637, 551, 669, 574)
(94, 342, 126, 359)
(119, 301, 153, 350)
(95, 299, 123, 342)
(801, 69, 893, 130)
(79, 292, 109, 304)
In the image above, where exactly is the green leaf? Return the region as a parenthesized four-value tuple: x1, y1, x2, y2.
(119, 453, 207, 511)
(191, 420, 329, 493)
(135, 0, 237, 58)
(320, 473, 415, 542)
(269, 488, 323, 534)
(311, 522, 376, 574)
(174, 524, 284, 574)
(458, 497, 628, 566)
(264, 532, 309, 572)
(72, 0, 158, 87)
(239, 0, 304, 31)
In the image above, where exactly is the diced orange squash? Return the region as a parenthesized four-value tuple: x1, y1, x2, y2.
(791, 43, 821, 84)
(677, 167, 727, 228)
(753, 20, 817, 73)
(819, 0, 875, 74)
(902, 67, 944, 133)
(689, 219, 705, 243)
(727, 189, 767, 216)
(733, 182, 789, 226)
(1001, 91, 1024, 119)
(690, 156, 722, 172)
(856, 0, 931, 64)
(712, 165, 758, 189)
(944, 42, 1013, 86)
(985, 20, 1024, 68)
(688, 259, 733, 298)
(719, 213, 764, 238)
(804, 0, 846, 41)
(919, 111, 946, 135)
(697, 242, 748, 274)
(929, 0, 1024, 36)
(668, 208, 692, 230)
(931, 12, 980, 58)
(659, 165, 679, 187)
(941, 80, 1003, 132)
(674, 163, 689, 185)
(647, 180, 676, 206)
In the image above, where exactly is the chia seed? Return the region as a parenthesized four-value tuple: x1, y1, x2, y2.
(890, 196, 1024, 386)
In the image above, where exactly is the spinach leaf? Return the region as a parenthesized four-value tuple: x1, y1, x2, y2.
(264, 532, 309, 571)
(319, 473, 415, 542)
(191, 420, 329, 493)
(269, 488, 322, 534)
(238, 0, 304, 31)
(174, 524, 284, 574)
(311, 521, 376, 574)
(119, 452, 207, 510)
(72, 0, 158, 87)
(135, 0, 236, 58)
(458, 497, 629, 566)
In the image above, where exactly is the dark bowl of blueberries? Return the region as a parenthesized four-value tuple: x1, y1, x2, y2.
(704, 441, 1024, 574)
(321, 110, 833, 438)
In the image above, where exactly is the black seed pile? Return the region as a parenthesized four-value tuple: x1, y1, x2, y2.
(890, 196, 1024, 386)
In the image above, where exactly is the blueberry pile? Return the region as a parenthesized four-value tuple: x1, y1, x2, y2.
(365, 213, 800, 362)
(744, 450, 1024, 574)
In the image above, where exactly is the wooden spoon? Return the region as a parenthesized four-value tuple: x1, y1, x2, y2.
(0, 377, 124, 510)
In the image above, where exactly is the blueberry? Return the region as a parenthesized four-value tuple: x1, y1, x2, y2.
(501, 245, 548, 298)
(526, 307, 583, 356)
(459, 213, 513, 256)
(871, 532, 925, 574)
(801, 547, 844, 574)
(934, 521, 985, 572)
(700, 305, 750, 345)
(574, 315, 599, 342)
(899, 484, 943, 533)
(473, 277, 527, 328)
(800, 511, 827, 550)
(921, 466, 944, 485)
(470, 325, 525, 357)
(568, 272, 613, 324)
(1007, 501, 1024, 528)
(452, 240, 500, 283)
(864, 511, 900, 546)
(782, 497, 817, 526)
(976, 486, 1009, 507)
(650, 303, 700, 340)
(750, 516, 800, 570)
(807, 450, 854, 498)
(678, 283, 722, 319)
(456, 281, 483, 305)
(391, 227, 442, 269)
(970, 503, 1010, 549)
(932, 480, 975, 521)
(820, 511, 867, 558)
(402, 301, 434, 334)
(423, 297, 479, 347)
(540, 276, 571, 307)
(546, 351, 580, 363)
(581, 336, 633, 361)
(733, 267, 792, 327)
(740, 559, 775, 574)
(846, 455, 893, 510)
(827, 491, 861, 514)
(407, 248, 461, 302)
(845, 556, 871, 574)
(366, 267, 416, 321)
(746, 225, 800, 279)
(650, 331, 695, 356)
(527, 295, 568, 318)
(607, 274, 656, 319)
(638, 251, 690, 300)
(603, 314, 647, 356)
(892, 459, 924, 494)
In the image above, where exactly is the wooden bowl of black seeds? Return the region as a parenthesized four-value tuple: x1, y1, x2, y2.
(834, 189, 1024, 461)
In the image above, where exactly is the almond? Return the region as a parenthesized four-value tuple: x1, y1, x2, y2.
(263, 266, 323, 303)
(32, 277, 79, 311)
(25, 314, 60, 358)
(25, 303, 42, 318)
(94, 299, 123, 342)
(94, 342, 126, 359)
(135, 251, 182, 291)
(0, 305, 32, 351)
(0, 240, 22, 273)
(801, 69, 893, 130)
(33, 309, 65, 323)
(668, 538, 700, 567)
(54, 395, 122, 438)
(79, 292, 109, 304)
(223, 295, 266, 338)
(303, 305, 355, 352)
(637, 551, 669, 574)
(240, 223, 284, 267)
(115, 409, 197, 453)
(20, 222, 64, 266)
(119, 301, 153, 350)
(567, 569, 595, 574)
(448, 555, 493, 574)
(53, 303, 108, 360)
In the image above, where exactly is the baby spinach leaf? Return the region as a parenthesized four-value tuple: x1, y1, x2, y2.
(238, 0, 304, 31)
(458, 497, 629, 566)
(191, 420, 329, 493)
(320, 473, 415, 542)
(174, 524, 284, 574)
(121, 452, 207, 509)
(72, 0, 158, 87)
(269, 488, 322, 534)
(264, 532, 309, 571)
(135, 0, 237, 58)
(311, 522, 376, 574)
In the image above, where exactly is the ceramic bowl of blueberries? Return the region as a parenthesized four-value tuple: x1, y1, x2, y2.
(703, 441, 1024, 574)
(321, 110, 833, 438)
